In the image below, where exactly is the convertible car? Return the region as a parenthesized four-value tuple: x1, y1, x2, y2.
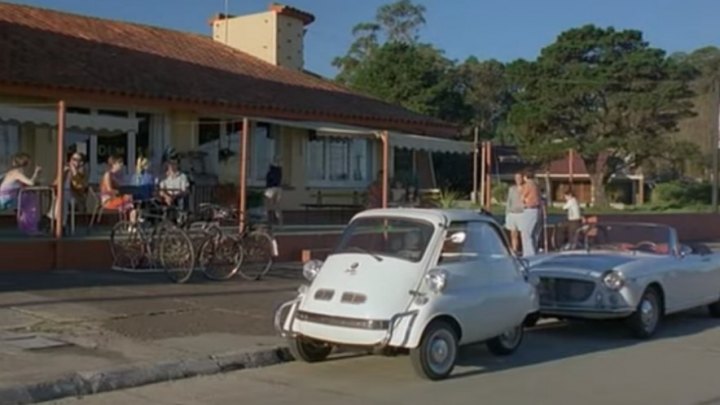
(526, 222, 720, 338)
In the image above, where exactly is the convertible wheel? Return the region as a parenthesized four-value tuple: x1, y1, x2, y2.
(709, 297, 720, 318)
(627, 287, 662, 339)
(410, 320, 458, 381)
(487, 324, 524, 356)
(287, 336, 332, 363)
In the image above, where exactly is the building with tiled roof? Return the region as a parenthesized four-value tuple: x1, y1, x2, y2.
(0, 2, 472, 218)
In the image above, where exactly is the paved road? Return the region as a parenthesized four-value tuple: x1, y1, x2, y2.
(55, 310, 720, 405)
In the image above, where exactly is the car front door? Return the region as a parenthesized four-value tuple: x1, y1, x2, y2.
(438, 221, 528, 344)
(664, 248, 715, 311)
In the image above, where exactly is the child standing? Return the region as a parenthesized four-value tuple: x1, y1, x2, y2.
(563, 189, 582, 244)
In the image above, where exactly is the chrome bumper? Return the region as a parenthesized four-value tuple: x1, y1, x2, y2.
(273, 298, 417, 347)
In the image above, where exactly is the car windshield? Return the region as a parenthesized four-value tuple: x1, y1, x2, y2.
(568, 223, 674, 255)
(334, 217, 435, 263)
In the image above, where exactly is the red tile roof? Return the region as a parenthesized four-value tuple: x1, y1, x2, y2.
(0, 2, 456, 136)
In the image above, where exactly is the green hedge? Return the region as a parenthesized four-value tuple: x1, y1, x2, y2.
(650, 181, 712, 207)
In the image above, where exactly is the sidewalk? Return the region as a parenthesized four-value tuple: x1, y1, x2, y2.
(0, 267, 303, 404)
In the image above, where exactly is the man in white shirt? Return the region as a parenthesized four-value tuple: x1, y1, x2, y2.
(563, 188, 582, 245)
(158, 160, 189, 209)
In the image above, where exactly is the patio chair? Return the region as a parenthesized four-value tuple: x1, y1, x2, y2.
(87, 187, 124, 232)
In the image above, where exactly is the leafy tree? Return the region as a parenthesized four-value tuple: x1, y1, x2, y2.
(333, 0, 426, 84)
(507, 25, 696, 207)
(456, 57, 514, 140)
(349, 42, 470, 123)
(670, 47, 720, 179)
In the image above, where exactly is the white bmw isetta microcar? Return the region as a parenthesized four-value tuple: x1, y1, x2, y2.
(274, 208, 539, 380)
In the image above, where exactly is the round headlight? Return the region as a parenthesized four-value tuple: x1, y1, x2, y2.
(602, 270, 625, 291)
(425, 269, 448, 293)
(302, 260, 323, 282)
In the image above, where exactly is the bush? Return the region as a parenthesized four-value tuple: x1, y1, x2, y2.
(650, 181, 711, 206)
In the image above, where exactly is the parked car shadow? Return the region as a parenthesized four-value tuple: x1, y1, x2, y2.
(450, 310, 720, 379)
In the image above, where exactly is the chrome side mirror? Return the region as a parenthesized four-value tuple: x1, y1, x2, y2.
(447, 231, 467, 245)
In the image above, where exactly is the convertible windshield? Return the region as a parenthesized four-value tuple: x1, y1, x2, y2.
(568, 223, 673, 255)
(334, 217, 435, 262)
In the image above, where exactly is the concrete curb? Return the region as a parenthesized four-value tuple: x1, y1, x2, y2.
(0, 346, 292, 405)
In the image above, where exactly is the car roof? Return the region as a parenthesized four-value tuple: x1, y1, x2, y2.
(353, 208, 497, 225)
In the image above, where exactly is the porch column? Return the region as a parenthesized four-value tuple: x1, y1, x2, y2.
(472, 128, 478, 204)
(381, 131, 389, 208)
(239, 118, 250, 233)
(568, 149, 574, 186)
(485, 141, 492, 210)
(479, 142, 486, 206)
(127, 111, 137, 176)
(54, 100, 66, 239)
(638, 175, 645, 205)
(127, 131, 137, 175)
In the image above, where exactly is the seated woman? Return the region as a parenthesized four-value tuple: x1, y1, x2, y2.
(158, 159, 189, 208)
(0, 153, 41, 210)
(100, 155, 136, 223)
(1, 153, 43, 234)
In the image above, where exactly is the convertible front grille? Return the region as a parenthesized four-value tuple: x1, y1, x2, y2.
(296, 311, 389, 330)
(539, 277, 596, 304)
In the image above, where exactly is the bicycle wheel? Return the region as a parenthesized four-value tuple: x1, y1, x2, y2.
(110, 221, 145, 270)
(158, 224, 196, 284)
(199, 234, 244, 281)
(238, 230, 275, 281)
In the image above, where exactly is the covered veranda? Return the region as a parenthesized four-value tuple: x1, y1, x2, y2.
(0, 102, 475, 271)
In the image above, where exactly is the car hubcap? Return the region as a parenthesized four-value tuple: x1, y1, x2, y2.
(427, 330, 455, 374)
(640, 298, 657, 332)
(500, 326, 522, 348)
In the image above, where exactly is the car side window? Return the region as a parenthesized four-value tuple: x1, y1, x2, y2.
(439, 221, 511, 264)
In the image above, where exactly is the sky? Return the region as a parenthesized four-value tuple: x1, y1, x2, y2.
(6, 0, 720, 77)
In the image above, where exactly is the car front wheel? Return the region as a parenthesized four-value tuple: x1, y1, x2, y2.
(627, 287, 662, 339)
(487, 324, 524, 356)
(410, 320, 458, 380)
(287, 336, 332, 363)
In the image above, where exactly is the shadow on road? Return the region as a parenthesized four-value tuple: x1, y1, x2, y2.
(450, 311, 720, 379)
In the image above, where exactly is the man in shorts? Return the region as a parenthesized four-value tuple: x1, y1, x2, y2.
(505, 172, 524, 254)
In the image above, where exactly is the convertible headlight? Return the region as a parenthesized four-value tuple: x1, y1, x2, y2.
(602, 270, 625, 291)
(425, 269, 448, 293)
(302, 260, 323, 282)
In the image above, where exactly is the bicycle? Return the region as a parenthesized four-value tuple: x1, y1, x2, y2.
(195, 203, 277, 281)
(109, 200, 196, 284)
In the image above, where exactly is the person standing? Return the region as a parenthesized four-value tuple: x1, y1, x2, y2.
(519, 169, 541, 257)
(562, 188, 582, 245)
(504, 172, 525, 254)
(264, 156, 282, 226)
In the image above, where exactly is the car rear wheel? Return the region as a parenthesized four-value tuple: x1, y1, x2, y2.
(287, 336, 332, 363)
(487, 324, 524, 356)
(410, 320, 458, 381)
(627, 287, 662, 339)
(709, 297, 720, 318)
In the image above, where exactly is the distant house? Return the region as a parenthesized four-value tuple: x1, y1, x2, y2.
(491, 146, 646, 206)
